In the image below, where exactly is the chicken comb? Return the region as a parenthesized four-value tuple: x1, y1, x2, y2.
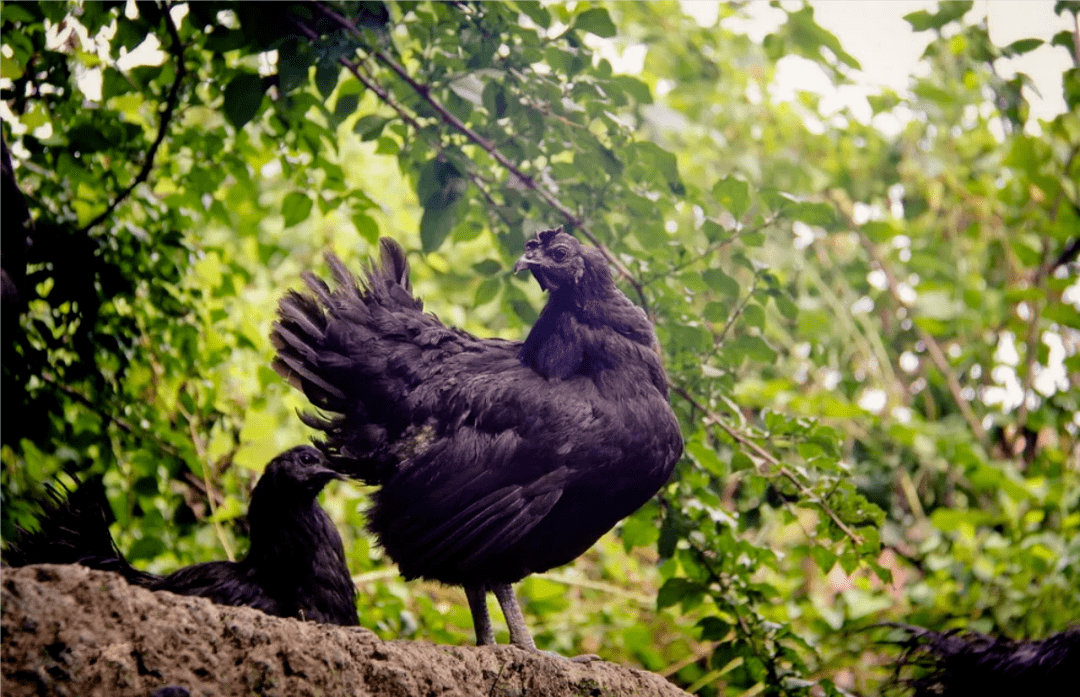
(536, 226, 564, 244)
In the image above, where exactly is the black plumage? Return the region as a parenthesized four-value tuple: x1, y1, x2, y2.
(5, 446, 358, 626)
(271, 227, 682, 649)
(891, 624, 1080, 696)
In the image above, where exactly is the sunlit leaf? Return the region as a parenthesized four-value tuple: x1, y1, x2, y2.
(282, 192, 314, 227)
(573, 7, 616, 38)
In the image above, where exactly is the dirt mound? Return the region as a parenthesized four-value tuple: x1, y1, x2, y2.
(2, 564, 688, 697)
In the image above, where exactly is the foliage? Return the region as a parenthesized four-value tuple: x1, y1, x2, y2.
(2, 1, 1077, 694)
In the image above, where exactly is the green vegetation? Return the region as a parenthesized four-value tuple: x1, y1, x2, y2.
(3, 2, 1078, 694)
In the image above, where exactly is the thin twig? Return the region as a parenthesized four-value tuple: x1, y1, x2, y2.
(1015, 238, 1049, 433)
(854, 230, 986, 442)
(641, 213, 779, 288)
(351, 568, 400, 585)
(714, 271, 761, 348)
(532, 572, 655, 606)
(1071, 11, 1080, 68)
(827, 193, 987, 442)
(79, 1, 186, 235)
(1042, 145, 1079, 277)
(487, 662, 509, 697)
(179, 404, 235, 562)
(286, 15, 423, 134)
(669, 384, 866, 548)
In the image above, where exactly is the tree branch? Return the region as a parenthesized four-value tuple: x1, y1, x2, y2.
(656, 496, 783, 689)
(303, 1, 651, 314)
(79, 1, 186, 236)
(640, 213, 777, 288)
(287, 15, 520, 235)
(36, 372, 192, 465)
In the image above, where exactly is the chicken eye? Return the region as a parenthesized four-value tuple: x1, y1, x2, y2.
(299, 451, 318, 464)
(550, 247, 567, 262)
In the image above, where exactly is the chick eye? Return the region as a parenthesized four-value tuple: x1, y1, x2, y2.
(550, 247, 567, 262)
(299, 450, 318, 464)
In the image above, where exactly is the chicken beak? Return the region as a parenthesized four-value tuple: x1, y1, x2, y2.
(513, 255, 534, 273)
(314, 465, 343, 482)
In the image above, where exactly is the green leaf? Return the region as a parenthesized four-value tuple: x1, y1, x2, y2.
(904, 10, 935, 31)
(713, 177, 750, 220)
(731, 451, 754, 471)
(612, 75, 652, 104)
(670, 324, 713, 353)
(277, 38, 311, 94)
(703, 268, 740, 298)
(621, 512, 660, 551)
(516, 1, 551, 28)
(1064, 67, 1080, 111)
(375, 136, 399, 155)
(482, 81, 509, 118)
(1056, 2, 1080, 17)
(333, 92, 360, 127)
(789, 201, 835, 227)
(282, 192, 314, 227)
(1052, 29, 1075, 52)
(472, 259, 502, 276)
(1003, 38, 1044, 56)
(630, 142, 682, 193)
(101, 67, 132, 100)
(657, 577, 702, 610)
(450, 74, 485, 106)
(129, 536, 167, 561)
(773, 294, 798, 320)
(354, 114, 390, 141)
(420, 198, 460, 252)
(867, 90, 900, 114)
(573, 7, 616, 38)
(743, 303, 765, 330)
(704, 301, 728, 324)
(417, 159, 464, 208)
(658, 509, 681, 559)
(133, 476, 158, 497)
(862, 221, 897, 243)
(810, 545, 837, 572)
(1, 4, 37, 23)
(352, 212, 379, 246)
(315, 57, 341, 99)
(474, 277, 500, 306)
(697, 617, 732, 641)
(905, 2, 972, 31)
(223, 72, 267, 130)
(686, 441, 726, 476)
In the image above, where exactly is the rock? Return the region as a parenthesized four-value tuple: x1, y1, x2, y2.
(1, 564, 688, 697)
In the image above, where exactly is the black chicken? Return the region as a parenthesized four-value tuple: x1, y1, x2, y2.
(271, 227, 682, 650)
(5, 446, 358, 626)
(892, 624, 1080, 697)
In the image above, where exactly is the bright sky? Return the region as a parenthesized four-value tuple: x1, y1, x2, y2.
(29, 1, 1076, 133)
(701, 0, 1075, 129)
